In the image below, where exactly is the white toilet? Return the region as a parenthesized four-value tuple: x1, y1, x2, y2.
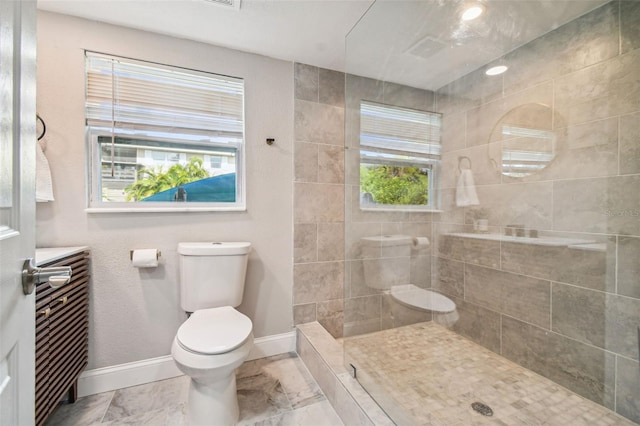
(171, 242, 253, 426)
(360, 235, 458, 323)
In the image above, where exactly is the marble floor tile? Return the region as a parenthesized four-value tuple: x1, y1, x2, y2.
(44, 354, 338, 426)
(45, 391, 114, 425)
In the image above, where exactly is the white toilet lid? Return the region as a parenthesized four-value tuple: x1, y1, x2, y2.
(177, 306, 252, 355)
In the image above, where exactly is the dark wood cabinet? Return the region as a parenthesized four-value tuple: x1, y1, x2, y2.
(35, 249, 90, 426)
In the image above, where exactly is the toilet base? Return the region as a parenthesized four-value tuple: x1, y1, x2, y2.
(188, 372, 239, 426)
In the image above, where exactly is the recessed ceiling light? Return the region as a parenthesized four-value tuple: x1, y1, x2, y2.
(461, 4, 485, 21)
(485, 65, 508, 76)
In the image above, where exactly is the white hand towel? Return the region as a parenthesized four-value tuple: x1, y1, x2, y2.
(36, 142, 54, 202)
(455, 169, 479, 207)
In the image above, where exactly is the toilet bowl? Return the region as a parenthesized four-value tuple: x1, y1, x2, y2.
(171, 306, 253, 425)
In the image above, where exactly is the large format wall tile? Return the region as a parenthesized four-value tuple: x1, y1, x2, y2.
(503, 1, 619, 95)
(294, 223, 317, 263)
(293, 261, 343, 304)
(501, 235, 615, 292)
(553, 175, 640, 235)
(294, 142, 318, 183)
(501, 316, 615, 409)
(620, 112, 640, 175)
(552, 283, 640, 360)
(295, 99, 344, 145)
(621, 0, 640, 54)
(616, 356, 640, 423)
(555, 48, 640, 127)
(294, 183, 344, 223)
(317, 222, 344, 262)
(317, 144, 344, 184)
(382, 82, 434, 111)
(433, 257, 464, 298)
(319, 68, 344, 108)
(295, 63, 318, 102)
(448, 297, 501, 354)
(317, 299, 344, 339)
(436, 232, 500, 268)
(465, 264, 551, 329)
(617, 236, 640, 299)
(435, 66, 502, 116)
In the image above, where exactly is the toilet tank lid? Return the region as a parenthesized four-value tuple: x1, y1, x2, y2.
(361, 235, 412, 247)
(177, 306, 252, 355)
(178, 242, 252, 256)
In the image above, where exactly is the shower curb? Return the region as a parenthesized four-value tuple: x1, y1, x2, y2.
(296, 322, 394, 426)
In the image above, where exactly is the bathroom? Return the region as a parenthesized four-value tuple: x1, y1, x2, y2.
(1, 0, 638, 425)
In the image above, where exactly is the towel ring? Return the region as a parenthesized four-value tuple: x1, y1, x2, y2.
(458, 156, 472, 172)
(36, 114, 46, 141)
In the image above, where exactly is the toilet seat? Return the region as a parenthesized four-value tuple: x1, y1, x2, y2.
(390, 284, 456, 313)
(177, 306, 252, 355)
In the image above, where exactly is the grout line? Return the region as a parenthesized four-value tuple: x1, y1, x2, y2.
(99, 390, 116, 423)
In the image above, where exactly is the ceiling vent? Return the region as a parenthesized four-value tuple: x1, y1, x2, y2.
(405, 36, 447, 60)
(203, 0, 241, 10)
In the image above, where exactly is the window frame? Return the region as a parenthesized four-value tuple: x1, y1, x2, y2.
(84, 52, 246, 213)
(359, 101, 442, 212)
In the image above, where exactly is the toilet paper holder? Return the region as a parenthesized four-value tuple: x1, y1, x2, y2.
(130, 249, 161, 261)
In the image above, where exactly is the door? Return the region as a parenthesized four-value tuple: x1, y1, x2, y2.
(0, 0, 37, 424)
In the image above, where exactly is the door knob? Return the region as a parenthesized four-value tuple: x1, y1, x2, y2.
(22, 258, 72, 295)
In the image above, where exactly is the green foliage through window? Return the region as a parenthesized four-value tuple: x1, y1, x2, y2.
(360, 165, 429, 205)
(124, 157, 210, 201)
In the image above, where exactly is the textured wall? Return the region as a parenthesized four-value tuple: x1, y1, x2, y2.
(432, 2, 640, 422)
(36, 11, 294, 369)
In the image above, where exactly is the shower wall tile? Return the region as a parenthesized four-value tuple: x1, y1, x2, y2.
(317, 144, 344, 184)
(616, 356, 640, 423)
(295, 63, 318, 102)
(448, 297, 501, 354)
(621, 0, 640, 54)
(345, 74, 383, 110)
(347, 260, 383, 298)
(617, 236, 640, 299)
(380, 294, 431, 330)
(441, 111, 466, 153)
(432, 257, 464, 299)
(383, 82, 434, 111)
(294, 223, 317, 263)
(620, 112, 640, 175)
(294, 99, 344, 145)
(317, 222, 344, 262)
(465, 81, 553, 148)
(435, 66, 502, 116)
(344, 295, 381, 324)
(345, 222, 382, 260)
(294, 303, 317, 325)
(552, 283, 640, 361)
(554, 48, 640, 127)
(410, 255, 431, 288)
(553, 175, 640, 235)
(436, 232, 500, 269)
(294, 183, 344, 223)
(471, 181, 553, 230)
(465, 264, 551, 329)
(318, 69, 345, 108)
(293, 261, 343, 305)
(294, 142, 318, 182)
(501, 316, 615, 409)
(545, 117, 619, 180)
(317, 299, 344, 339)
(503, 1, 619, 95)
(432, 188, 465, 225)
(501, 236, 616, 292)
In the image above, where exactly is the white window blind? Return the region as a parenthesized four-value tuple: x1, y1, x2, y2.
(85, 52, 244, 143)
(360, 101, 441, 158)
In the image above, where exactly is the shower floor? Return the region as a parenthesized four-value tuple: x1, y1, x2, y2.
(345, 322, 635, 426)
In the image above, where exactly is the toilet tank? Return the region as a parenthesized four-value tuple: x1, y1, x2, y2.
(360, 235, 412, 290)
(178, 242, 251, 312)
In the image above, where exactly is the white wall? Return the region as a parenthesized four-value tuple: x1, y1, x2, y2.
(36, 11, 294, 369)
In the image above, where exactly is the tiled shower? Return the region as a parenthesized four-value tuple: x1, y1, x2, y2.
(295, 1, 639, 424)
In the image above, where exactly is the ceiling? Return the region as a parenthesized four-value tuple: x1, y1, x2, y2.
(38, 0, 609, 90)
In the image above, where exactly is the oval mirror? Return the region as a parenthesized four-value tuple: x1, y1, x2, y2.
(488, 103, 556, 178)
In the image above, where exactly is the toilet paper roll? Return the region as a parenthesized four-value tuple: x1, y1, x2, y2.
(412, 236, 430, 249)
(131, 249, 159, 268)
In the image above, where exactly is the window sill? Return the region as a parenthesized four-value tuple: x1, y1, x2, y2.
(86, 206, 247, 214)
(359, 207, 443, 213)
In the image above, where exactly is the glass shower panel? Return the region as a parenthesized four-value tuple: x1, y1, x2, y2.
(343, 1, 640, 425)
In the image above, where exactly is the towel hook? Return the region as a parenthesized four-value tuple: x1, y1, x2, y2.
(458, 156, 472, 172)
(36, 114, 46, 141)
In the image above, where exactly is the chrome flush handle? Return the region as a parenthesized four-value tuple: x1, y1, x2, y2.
(21, 258, 72, 295)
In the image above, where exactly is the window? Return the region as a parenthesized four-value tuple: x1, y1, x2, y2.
(359, 101, 441, 210)
(85, 52, 245, 211)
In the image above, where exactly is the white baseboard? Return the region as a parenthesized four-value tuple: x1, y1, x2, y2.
(78, 331, 296, 397)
